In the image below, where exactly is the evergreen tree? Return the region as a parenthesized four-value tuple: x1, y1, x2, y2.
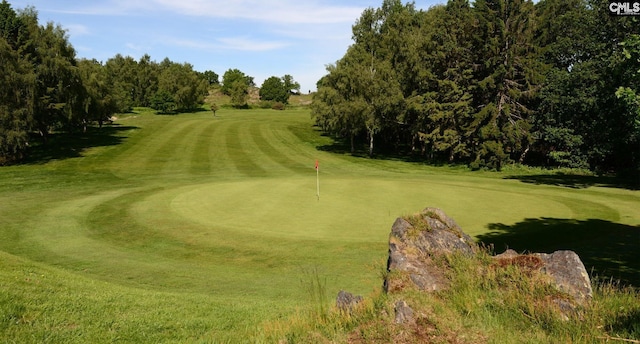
(470, 0, 542, 170)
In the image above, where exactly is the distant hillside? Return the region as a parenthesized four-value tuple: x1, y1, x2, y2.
(205, 86, 313, 108)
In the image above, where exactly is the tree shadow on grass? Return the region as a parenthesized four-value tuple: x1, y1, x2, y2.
(505, 173, 640, 190)
(315, 135, 451, 166)
(25, 124, 137, 164)
(477, 218, 640, 287)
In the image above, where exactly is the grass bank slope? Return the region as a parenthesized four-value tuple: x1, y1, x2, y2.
(0, 108, 638, 342)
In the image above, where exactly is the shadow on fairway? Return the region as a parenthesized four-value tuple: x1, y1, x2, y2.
(25, 124, 137, 164)
(505, 173, 640, 190)
(315, 136, 451, 165)
(477, 218, 640, 287)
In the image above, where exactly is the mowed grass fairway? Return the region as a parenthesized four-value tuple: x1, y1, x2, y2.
(1, 108, 639, 342)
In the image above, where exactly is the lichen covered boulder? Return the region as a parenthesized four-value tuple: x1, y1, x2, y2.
(385, 207, 477, 292)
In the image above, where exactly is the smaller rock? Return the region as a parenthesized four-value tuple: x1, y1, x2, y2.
(336, 290, 363, 313)
(394, 300, 415, 325)
(536, 250, 593, 305)
(494, 249, 593, 306)
(494, 249, 519, 260)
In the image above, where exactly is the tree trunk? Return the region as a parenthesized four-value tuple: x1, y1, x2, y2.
(350, 133, 355, 154)
(519, 144, 530, 164)
(39, 128, 48, 144)
(368, 131, 374, 157)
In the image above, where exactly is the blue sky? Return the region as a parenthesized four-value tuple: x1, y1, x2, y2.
(9, 0, 443, 92)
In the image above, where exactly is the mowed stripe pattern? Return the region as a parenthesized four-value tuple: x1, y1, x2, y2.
(109, 111, 322, 179)
(0, 108, 638, 343)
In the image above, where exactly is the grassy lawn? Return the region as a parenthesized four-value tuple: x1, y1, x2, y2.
(0, 108, 638, 342)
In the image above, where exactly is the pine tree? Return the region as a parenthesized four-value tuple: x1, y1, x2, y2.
(470, 0, 542, 170)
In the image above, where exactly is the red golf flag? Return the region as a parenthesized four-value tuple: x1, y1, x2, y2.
(315, 160, 319, 170)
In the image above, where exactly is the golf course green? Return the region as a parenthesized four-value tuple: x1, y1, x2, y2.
(0, 108, 638, 342)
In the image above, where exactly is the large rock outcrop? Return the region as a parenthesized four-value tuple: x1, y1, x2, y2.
(385, 207, 476, 293)
(384, 207, 593, 306)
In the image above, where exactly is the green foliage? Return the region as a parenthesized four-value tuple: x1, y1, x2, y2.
(0, 1, 32, 164)
(0, 36, 31, 165)
(259, 74, 300, 105)
(615, 34, 640, 171)
(312, 0, 639, 175)
(221, 69, 252, 95)
(150, 90, 176, 113)
(221, 69, 254, 108)
(209, 102, 219, 116)
(259, 76, 289, 104)
(157, 61, 208, 111)
(200, 69, 219, 85)
(105, 54, 138, 113)
(282, 74, 300, 94)
(0, 108, 638, 342)
(229, 79, 249, 108)
(78, 59, 118, 130)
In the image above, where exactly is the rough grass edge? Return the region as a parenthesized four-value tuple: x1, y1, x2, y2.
(263, 249, 640, 343)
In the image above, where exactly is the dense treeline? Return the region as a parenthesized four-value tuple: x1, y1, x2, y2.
(0, 1, 214, 165)
(312, 0, 640, 173)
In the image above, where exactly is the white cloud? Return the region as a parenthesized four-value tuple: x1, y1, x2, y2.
(47, 0, 365, 24)
(216, 37, 290, 51)
(151, 0, 364, 24)
(161, 36, 288, 52)
(125, 43, 147, 51)
(43, 0, 149, 16)
(64, 24, 90, 37)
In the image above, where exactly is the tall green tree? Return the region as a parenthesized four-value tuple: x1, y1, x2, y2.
(105, 54, 137, 113)
(260, 76, 289, 104)
(345, 0, 407, 156)
(134, 54, 159, 107)
(18, 8, 85, 140)
(221, 68, 253, 95)
(0, 37, 33, 164)
(222, 69, 253, 108)
(470, 0, 542, 170)
(78, 59, 117, 130)
(157, 61, 208, 111)
(614, 34, 640, 172)
(312, 63, 367, 154)
(201, 70, 219, 85)
(0, 1, 33, 164)
(282, 74, 300, 94)
(534, 0, 640, 172)
(398, 1, 476, 162)
(532, 0, 591, 168)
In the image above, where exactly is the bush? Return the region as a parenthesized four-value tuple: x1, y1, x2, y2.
(272, 102, 285, 111)
(258, 101, 273, 109)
